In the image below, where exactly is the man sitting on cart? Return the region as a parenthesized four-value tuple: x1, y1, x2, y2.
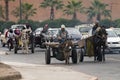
(52, 24, 68, 56)
(57, 24, 68, 43)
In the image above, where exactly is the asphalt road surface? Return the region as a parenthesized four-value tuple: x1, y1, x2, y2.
(0, 46, 120, 80)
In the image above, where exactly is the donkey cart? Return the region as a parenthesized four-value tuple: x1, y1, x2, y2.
(78, 36, 105, 62)
(45, 40, 78, 64)
(14, 32, 35, 54)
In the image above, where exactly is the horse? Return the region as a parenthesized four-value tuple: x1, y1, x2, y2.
(60, 39, 73, 64)
(21, 29, 30, 54)
(93, 26, 107, 62)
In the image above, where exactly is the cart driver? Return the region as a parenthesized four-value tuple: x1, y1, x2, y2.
(57, 24, 68, 43)
(92, 20, 103, 61)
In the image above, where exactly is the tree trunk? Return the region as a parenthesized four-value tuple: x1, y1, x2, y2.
(97, 13, 101, 21)
(87, 17, 93, 23)
(72, 12, 77, 20)
(5, 0, 9, 21)
(50, 6, 54, 20)
(25, 15, 28, 20)
(19, 0, 22, 20)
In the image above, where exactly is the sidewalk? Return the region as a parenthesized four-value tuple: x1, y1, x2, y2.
(3, 61, 98, 80)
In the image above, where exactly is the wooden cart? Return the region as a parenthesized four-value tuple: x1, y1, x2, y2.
(77, 36, 106, 62)
(14, 33, 35, 54)
(77, 36, 94, 62)
(44, 41, 78, 64)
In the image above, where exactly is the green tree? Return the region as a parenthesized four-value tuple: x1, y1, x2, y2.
(0, 5, 5, 20)
(63, 0, 84, 20)
(86, 0, 111, 21)
(12, 3, 37, 20)
(40, 0, 64, 20)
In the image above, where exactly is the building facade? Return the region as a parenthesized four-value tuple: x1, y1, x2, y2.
(0, 0, 120, 22)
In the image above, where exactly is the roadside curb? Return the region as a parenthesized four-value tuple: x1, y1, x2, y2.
(0, 63, 22, 80)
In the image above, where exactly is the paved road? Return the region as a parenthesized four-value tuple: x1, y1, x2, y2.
(0, 46, 120, 80)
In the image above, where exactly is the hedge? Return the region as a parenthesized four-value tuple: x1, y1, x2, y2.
(1, 18, 120, 33)
(0, 21, 15, 32)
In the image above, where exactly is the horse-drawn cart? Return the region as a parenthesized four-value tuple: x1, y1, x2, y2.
(45, 40, 78, 64)
(77, 36, 105, 62)
(14, 32, 35, 54)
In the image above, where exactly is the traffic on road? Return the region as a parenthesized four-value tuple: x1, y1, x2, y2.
(0, 23, 120, 80)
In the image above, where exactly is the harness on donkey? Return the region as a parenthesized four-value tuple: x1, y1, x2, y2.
(52, 38, 73, 64)
(93, 26, 107, 62)
(58, 39, 73, 64)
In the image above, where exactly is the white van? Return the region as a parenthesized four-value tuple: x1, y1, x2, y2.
(75, 24, 94, 39)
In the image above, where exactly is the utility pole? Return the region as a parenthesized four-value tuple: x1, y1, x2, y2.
(20, 0, 22, 20)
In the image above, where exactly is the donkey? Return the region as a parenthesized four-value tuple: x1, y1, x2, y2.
(60, 39, 73, 64)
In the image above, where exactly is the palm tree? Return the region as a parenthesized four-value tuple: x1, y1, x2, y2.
(40, 0, 64, 20)
(0, 5, 5, 20)
(86, 0, 111, 21)
(12, 3, 37, 20)
(63, 0, 84, 20)
(4, 0, 15, 21)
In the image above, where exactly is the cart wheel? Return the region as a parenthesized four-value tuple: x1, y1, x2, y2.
(31, 47, 34, 53)
(31, 43, 34, 53)
(2, 43, 6, 47)
(71, 48, 77, 64)
(1, 40, 5, 47)
(45, 47, 51, 64)
(9, 46, 11, 51)
(30, 35, 35, 53)
(79, 48, 84, 62)
(8, 43, 12, 51)
(14, 44, 18, 54)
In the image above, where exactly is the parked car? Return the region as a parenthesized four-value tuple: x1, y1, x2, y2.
(33, 28, 43, 36)
(48, 28, 59, 41)
(106, 28, 120, 53)
(75, 24, 93, 39)
(11, 24, 26, 30)
(33, 28, 43, 47)
(112, 28, 120, 37)
(66, 28, 82, 41)
(79, 27, 92, 39)
(34, 28, 59, 48)
(53, 28, 82, 46)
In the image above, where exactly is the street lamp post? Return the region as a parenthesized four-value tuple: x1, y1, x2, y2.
(20, 0, 22, 20)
